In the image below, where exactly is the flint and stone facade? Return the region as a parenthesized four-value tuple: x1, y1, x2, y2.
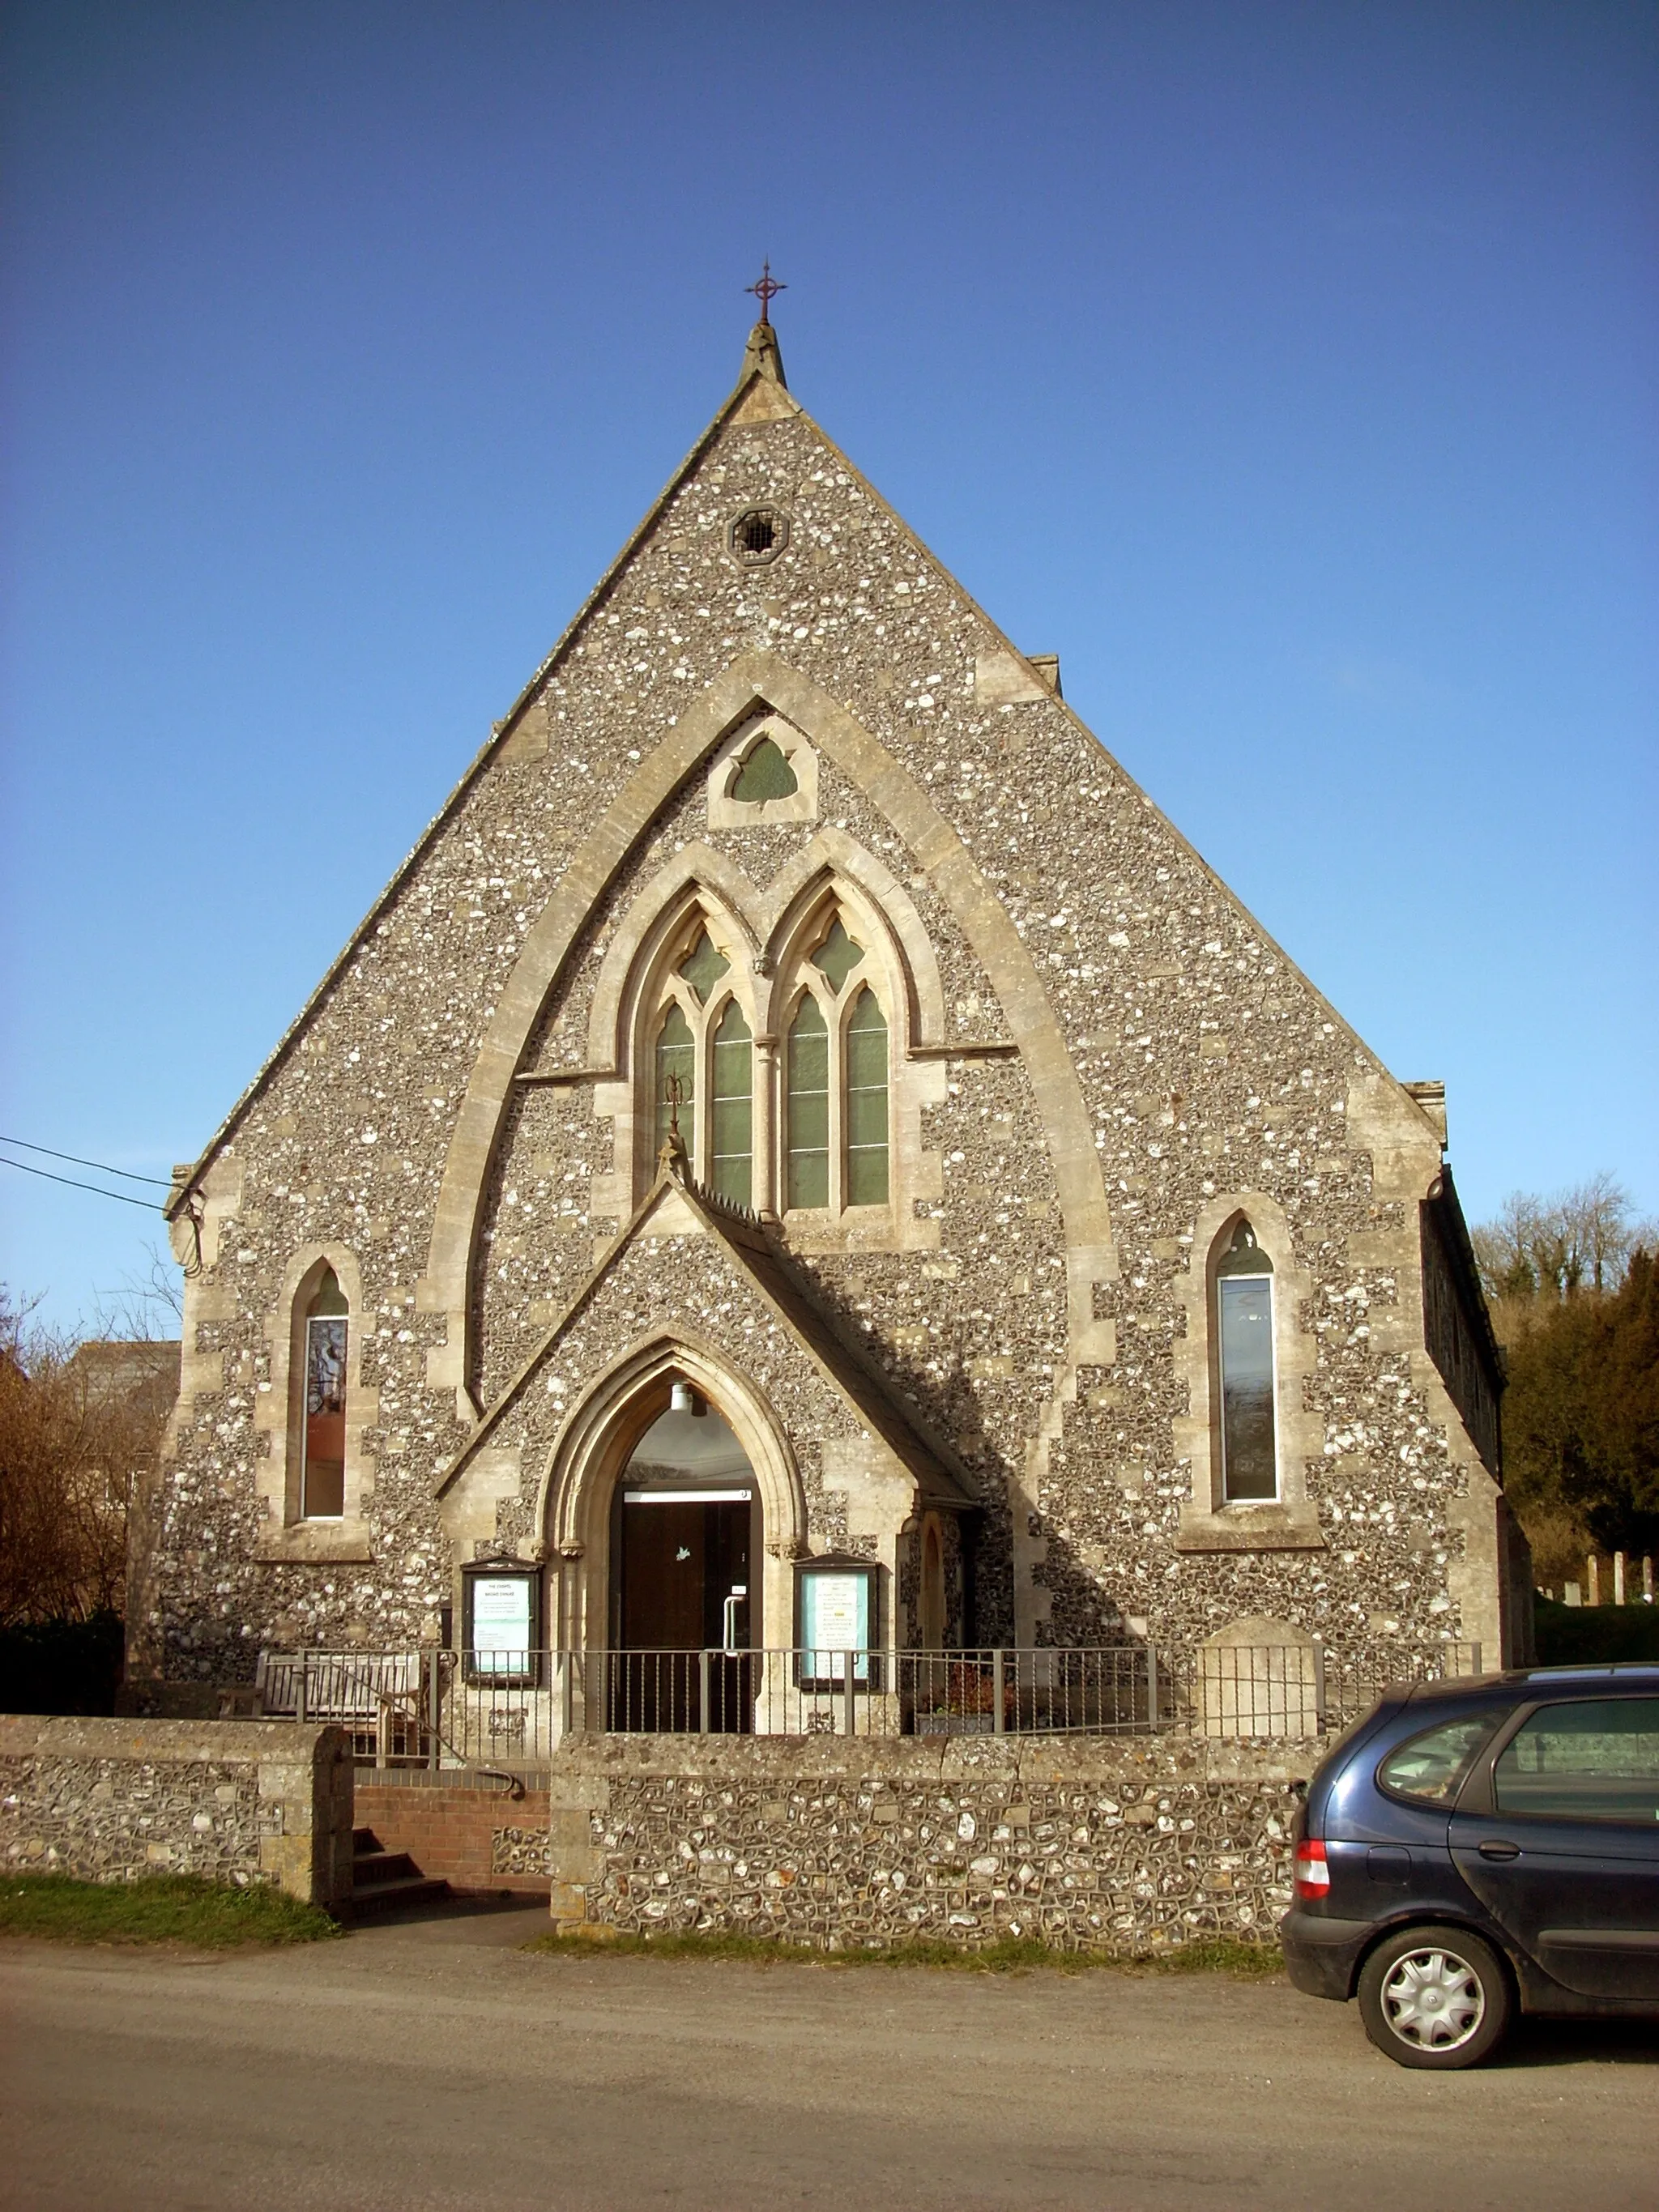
(131, 320, 1529, 1692)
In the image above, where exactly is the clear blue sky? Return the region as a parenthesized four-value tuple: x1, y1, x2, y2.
(2, 1, 1654, 1334)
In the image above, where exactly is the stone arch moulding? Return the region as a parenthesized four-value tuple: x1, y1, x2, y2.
(582, 826, 949, 1078)
(1171, 1190, 1324, 1553)
(252, 1240, 377, 1562)
(759, 833, 945, 1048)
(583, 846, 763, 1078)
(536, 1332, 808, 1654)
(419, 649, 1117, 1422)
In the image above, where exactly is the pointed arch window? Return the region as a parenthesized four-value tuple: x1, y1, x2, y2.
(644, 917, 759, 1200)
(634, 899, 897, 1218)
(301, 1267, 348, 1519)
(779, 908, 891, 1217)
(1215, 1221, 1277, 1502)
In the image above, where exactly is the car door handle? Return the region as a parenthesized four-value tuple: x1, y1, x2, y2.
(1477, 1839, 1520, 1860)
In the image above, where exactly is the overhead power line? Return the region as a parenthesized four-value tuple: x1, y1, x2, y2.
(0, 1136, 174, 1187)
(0, 1155, 163, 1210)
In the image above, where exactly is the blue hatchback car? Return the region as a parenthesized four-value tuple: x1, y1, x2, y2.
(1280, 1664, 1659, 2068)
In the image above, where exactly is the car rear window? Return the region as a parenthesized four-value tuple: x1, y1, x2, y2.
(1494, 1698, 1659, 1824)
(1377, 1709, 1507, 1805)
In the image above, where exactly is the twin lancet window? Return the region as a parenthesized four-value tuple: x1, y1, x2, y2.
(1215, 1221, 1277, 1502)
(301, 1266, 348, 1519)
(653, 911, 889, 1213)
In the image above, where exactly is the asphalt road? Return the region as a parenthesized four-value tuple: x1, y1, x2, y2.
(2, 1902, 1653, 2212)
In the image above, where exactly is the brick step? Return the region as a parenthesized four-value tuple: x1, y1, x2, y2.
(349, 1823, 450, 1914)
(353, 1848, 421, 1887)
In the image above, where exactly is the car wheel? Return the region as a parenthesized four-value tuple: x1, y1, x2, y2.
(1356, 1924, 1512, 2070)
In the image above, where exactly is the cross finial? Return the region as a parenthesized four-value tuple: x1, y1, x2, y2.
(746, 259, 786, 326)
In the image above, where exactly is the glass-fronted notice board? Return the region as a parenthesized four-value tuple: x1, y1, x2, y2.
(795, 1556, 877, 1688)
(462, 1565, 540, 1682)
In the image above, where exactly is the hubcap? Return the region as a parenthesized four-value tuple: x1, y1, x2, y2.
(1381, 1946, 1486, 2050)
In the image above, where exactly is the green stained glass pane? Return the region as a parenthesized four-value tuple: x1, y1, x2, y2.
(710, 999, 753, 1206)
(787, 995, 830, 1209)
(812, 915, 864, 993)
(678, 927, 730, 1004)
(655, 1001, 695, 1159)
(845, 987, 889, 1205)
(731, 735, 799, 802)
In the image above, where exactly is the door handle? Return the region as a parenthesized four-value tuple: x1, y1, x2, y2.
(1477, 1839, 1520, 1860)
(722, 1587, 748, 1656)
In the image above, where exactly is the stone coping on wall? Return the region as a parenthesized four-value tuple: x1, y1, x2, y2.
(541, 1730, 1321, 1788)
(0, 1715, 355, 1907)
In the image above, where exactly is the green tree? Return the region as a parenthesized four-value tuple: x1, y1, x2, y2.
(1501, 1250, 1659, 1566)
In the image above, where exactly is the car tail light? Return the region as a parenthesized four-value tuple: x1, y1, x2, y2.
(1294, 1839, 1330, 1899)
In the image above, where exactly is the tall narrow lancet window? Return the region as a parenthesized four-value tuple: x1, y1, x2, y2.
(301, 1268, 349, 1519)
(1215, 1222, 1277, 1502)
(844, 987, 889, 1204)
(786, 995, 830, 1208)
(710, 999, 753, 1206)
(656, 1003, 695, 1160)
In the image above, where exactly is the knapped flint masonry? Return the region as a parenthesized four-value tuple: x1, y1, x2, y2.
(131, 299, 1531, 1695)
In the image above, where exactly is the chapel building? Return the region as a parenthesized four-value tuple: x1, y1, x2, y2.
(134, 311, 1532, 1695)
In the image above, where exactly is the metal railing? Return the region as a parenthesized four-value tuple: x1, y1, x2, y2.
(254, 1641, 1485, 1765)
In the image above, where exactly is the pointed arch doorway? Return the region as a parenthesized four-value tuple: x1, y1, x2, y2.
(610, 1383, 759, 1733)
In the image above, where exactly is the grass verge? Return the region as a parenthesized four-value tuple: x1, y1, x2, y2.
(0, 1873, 343, 1948)
(529, 1926, 1281, 1977)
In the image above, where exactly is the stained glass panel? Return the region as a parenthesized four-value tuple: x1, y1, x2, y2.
(787, 995, 830, 1208)
(845, 987, 889, 1205)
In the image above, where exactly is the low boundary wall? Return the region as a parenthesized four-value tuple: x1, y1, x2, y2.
(356, 1733, 1316, 1948)
(544, 1736, 1315, 1950)
(0, 1716, 355, 1909)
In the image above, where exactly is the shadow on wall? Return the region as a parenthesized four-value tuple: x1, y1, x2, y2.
(793, 1260, 1135, 1650)
(0, 1612, 124, 1715)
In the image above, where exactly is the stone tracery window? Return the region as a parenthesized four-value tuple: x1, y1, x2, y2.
(637, 898, 894, 1221)
(649, 918, 752, 1199)
(781, 910, 889, 1216)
